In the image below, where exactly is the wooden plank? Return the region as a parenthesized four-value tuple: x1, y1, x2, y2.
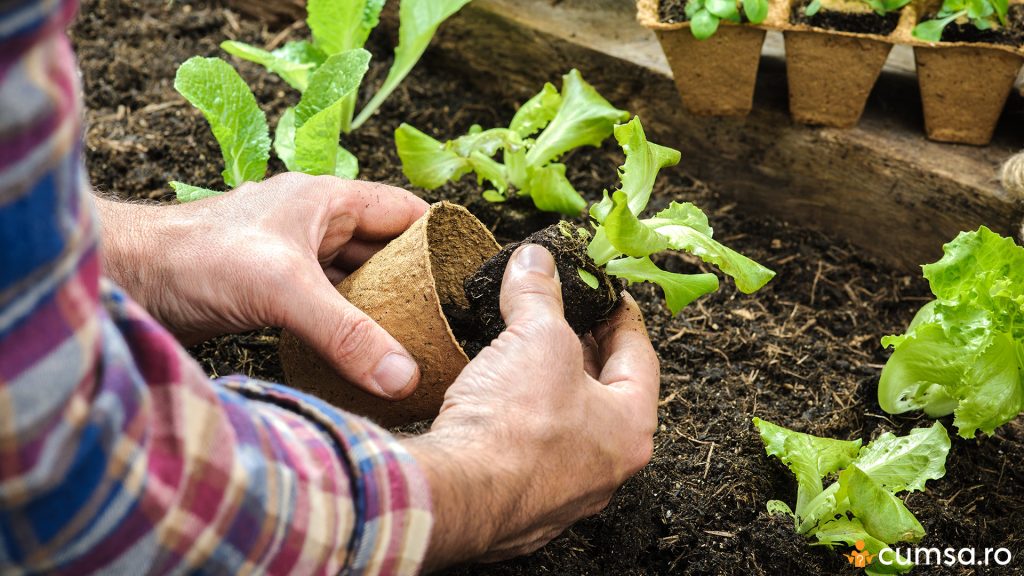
(426, 0, 1024, 271)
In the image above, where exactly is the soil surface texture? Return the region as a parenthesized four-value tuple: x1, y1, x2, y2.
(790, 0, 901, 35)
(73, 1, 1024, 575)
(939, 5, 1024, 46)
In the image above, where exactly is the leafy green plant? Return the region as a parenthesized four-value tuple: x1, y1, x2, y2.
(685, 0, 769, 40)
(582, 116, 775, 313)
(878, 226, 1024, 438)
(754, 418, 951, 575)
(395, 70, 629, 216)
(804, 0, 910, 18)
(170, 0, 471, 200)
(912, 0, 1009, 41)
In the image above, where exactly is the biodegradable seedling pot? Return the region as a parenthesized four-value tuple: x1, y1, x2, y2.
(655, 25, 768, 116)
(637, 0, 767, 116)
(785, 30, 893, 127)
(915, 45, 1024, 145)
(278, 202, 501, 427)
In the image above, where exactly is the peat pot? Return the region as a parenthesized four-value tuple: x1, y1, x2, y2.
(915, 45, 1024, 146)
(785, 30, 892, 128)
(279, 202, 501, 427)
(655, 24, 768, 116)
(637, 0, 766, 116)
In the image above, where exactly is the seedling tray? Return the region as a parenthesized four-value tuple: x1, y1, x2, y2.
(638, 0, 1024, 144)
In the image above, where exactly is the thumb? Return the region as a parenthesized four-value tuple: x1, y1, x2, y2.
(282, 271, 421, 400)
(499, 244, 565, 328)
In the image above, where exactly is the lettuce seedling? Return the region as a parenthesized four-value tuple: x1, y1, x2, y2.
(584, 117, 775, 314)
(395, 70, 630, 216)
(223, 0, 470, 132)
(912, 0, 1009, 41)
(754, 419, 951, 575)
(456, 115, 774, 351)
(170, 50, 370, 199)
(878, 227, 1024, 438)
(170, 0, 471, 201)
(685, 0, 769, 40)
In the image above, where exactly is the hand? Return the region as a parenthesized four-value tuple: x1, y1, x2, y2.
(404, 245, 660, 571)
(95, 173, 428, 399)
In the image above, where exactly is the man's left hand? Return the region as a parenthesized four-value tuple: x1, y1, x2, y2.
(96, 173, 429, 399)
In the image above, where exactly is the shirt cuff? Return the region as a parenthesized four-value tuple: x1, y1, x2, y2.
(220, 376, 433, 575)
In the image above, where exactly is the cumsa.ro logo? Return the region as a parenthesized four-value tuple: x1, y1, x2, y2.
(845, 541, 1013, 569)
(844, 540, 875, 568)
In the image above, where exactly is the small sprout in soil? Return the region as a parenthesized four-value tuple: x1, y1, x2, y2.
(684, 0, 769, 40)
(879, 226, 1024, 439)
(912, 0, 1009, 41)
(754, 418, 951, 575)
(169, 0, 471, 201)
(395, 70, 629, 216)
(451, 116, 775, 354)
(804, 0, 909, 18)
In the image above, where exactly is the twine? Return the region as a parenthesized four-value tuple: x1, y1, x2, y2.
(1000, 151, 1024, 201)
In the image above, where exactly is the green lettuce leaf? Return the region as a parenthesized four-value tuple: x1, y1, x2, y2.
(395, 123, 472, 188)
(878, 322, 963, 417)
(294, 49, 371, 126)
(652, 209, 776, 294)
(849, 422, 950, 494)
(603, 191, 669, 257)
(605, 257, 719, 315)
(174, 56, 270, 188)
(274, 107, 298, 169)
(352, 0, 472, 130)
(307, 0, 385, 55)
(526, 70, 630, 167)
(879, 226, 1024, 438)
(509, 82, 561, 138)
(524, 163, 586, 216)
(644, 201, 712, 237)
(284, 49, 370, 176)
(842, 466, 925, 544)
(953, 332, 1024, 437)
(612, 116, 682, 216)
(220, 40, 325, 92)
(469, 152, 509, 196)
(170, 181, 222, 203)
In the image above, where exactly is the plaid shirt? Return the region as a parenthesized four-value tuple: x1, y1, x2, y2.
(0, 1, 432, 574)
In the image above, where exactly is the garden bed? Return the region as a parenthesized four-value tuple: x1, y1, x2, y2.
(72, 1, 1024, 574)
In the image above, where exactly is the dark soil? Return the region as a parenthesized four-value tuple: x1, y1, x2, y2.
(454, 221, 621, 357)
(790, 0, 901, 35)
(939, 5, 1024, 46)
(72, 1, 1024, 575)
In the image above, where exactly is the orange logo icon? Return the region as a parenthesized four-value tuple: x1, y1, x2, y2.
(844, 540, 876, 568)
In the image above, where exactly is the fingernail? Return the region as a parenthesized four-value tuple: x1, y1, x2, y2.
(514, 244, 556, 277)
(373, 352, 418, 396)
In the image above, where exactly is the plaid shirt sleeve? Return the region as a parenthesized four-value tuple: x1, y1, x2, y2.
(0, 1, 433, 574)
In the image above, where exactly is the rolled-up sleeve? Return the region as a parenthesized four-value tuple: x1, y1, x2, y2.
(0, 1, 432, 574)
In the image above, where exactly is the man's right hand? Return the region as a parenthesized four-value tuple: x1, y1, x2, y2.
(404, 244, 660, 571)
